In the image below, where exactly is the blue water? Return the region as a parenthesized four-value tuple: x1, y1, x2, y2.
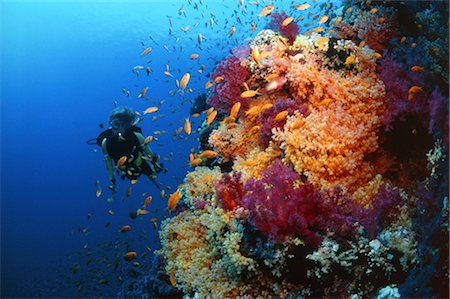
(0, 1, 226, 297)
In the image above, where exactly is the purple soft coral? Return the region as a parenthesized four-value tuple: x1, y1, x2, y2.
(362, 184, 406, 238)
(207, 56, 250, 113)
(268, 11, 299, 43)
(258, 97, 309, 146)
(238, 160, 365, 246)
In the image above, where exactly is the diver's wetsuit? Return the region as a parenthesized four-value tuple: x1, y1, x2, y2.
(102, 126, 155, 180)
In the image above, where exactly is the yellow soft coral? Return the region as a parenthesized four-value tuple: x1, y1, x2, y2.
(158, 206, 257, 298)
(182, 166, 222, 207)
(233, 142, 282, 182)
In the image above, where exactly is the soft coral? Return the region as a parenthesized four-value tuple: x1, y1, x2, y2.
(238, 159, 366, 246)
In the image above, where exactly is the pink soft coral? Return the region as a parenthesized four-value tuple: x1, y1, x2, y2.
(258, 97, 309, 146)
(268, 11, 299, 44)
(208, 55, 250, 113)
(238, 160, 365, 246)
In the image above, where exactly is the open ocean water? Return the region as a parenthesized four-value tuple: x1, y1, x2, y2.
(1, 0, 448, 298)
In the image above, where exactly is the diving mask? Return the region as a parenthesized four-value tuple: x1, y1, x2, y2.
(110, 118, 132, 135)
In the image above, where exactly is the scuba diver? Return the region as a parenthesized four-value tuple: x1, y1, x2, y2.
(96, 106, 165, 192)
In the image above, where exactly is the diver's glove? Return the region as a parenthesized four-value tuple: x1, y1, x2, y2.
(151, 155, 167, 173)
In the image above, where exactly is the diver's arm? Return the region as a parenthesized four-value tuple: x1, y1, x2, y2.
(134, 132, 154, 157)
(101, 139, 115, 182)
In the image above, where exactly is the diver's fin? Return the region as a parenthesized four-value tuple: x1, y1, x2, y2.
(149, 176, 162, 191)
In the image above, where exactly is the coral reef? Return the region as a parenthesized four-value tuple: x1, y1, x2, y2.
(154, 2, 448, 298)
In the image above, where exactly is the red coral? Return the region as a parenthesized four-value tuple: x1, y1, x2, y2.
(207, 56, 250, 113)
(215, 172, 244, 211)
(238, 160, 365, 246)
(268, 11, 299, 44)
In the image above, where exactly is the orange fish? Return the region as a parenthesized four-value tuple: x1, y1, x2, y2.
(241, 89, 260, 98)
(220, 116, 235, 124)
(205, 107, 215, 115)
(184, 118, 191, 135)
(190, 53, 199, 59)
(205, 81, 213, 89)
(242, 160, 258, 166)
(344, 55, 356, 65)
(144, 107, 159, 114)
(144, 136, 153, 144)
(191, 113, 200, 117)
(249, 125, 261, 135)
(370, 8, 378, 14)
(411, 66, 424, 72)
(229, 26, 236, 36)
(295, 3, 310, 10)
(199, 150, 218, 159)
(259, 4, 274, 16)
(408, 86, 423, 101)
(190, 157, 202, 167)
(174, 127, 183, 135)
(214, 76, 224, 83)
(124, 252, 137, 261)
(169, 274, 177, 287)
(312, 27, 324, 33)
(359, 41, 366, 48)
(227, 123, 237, 129)
(274, 110, 289, 122)
(96, 186, 102, 198)
(251, 46, 269, 66)
(117, 156, 127, 168)
(119, 225, 131, 233)
(141, 47, 152, 56)
(137, 209, 149, 215)
(143, 196, 152, 208)
(206, 110, 217, 126)
(372, 52, 382, 59)
(189, 153, 202, 166)
(346, 7, 353, 13)
(400, 36, 406, 43)
(319, 15, 329, 24)
(168, 189, 182, 210)
(138, 87, 149, 98)
(250, 21, 257, 31)
(180, 73, 190, 91)
(265, 73, 279, 81)
(230, 102, 241, 118)
(281, 17, 294, 27)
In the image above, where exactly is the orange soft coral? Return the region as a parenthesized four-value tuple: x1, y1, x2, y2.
(208, 123, 249, 162)
(274, 102, 383, 192)
(233, 143, 282, 182)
